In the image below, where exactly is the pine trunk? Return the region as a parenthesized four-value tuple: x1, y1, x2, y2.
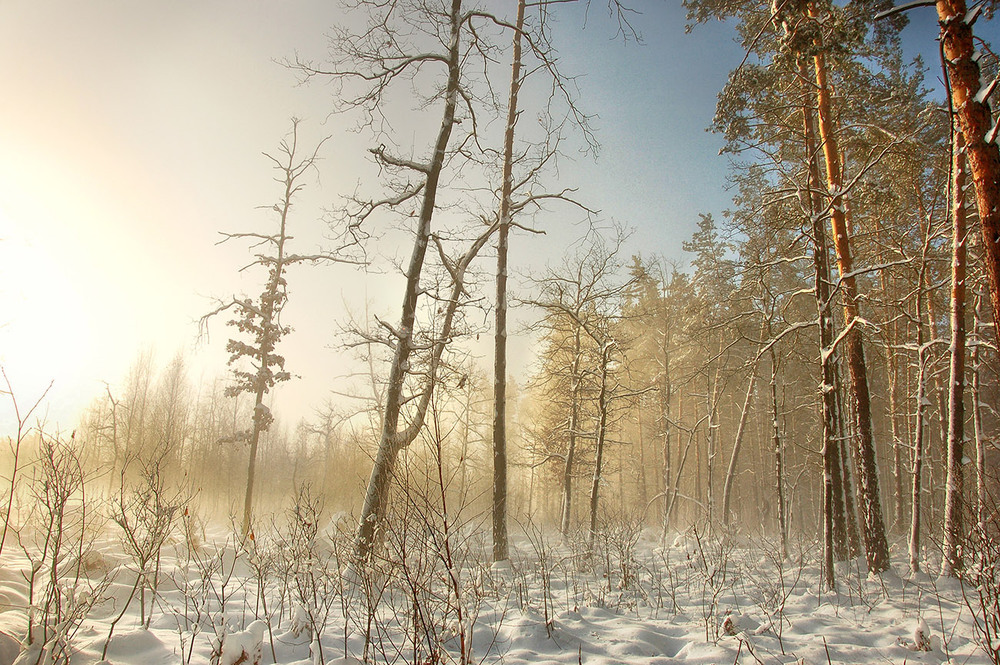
(801, 67, 840, 586)
(811, 41, 890, 574)
(937, 0, 1000, 350)
(942, 131, 968, 577)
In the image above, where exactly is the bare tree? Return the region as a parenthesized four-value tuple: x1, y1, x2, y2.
(523, 225, 635, 540)
(491, 0, 526, 566)
(202, 120, 349, 538)
(290, 0, 501, 560)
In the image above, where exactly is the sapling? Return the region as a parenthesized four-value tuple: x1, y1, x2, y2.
(241, 526, 279, 663)
(278, 485, 338, 665)
(960, 487, 1000, 665)
(16, 432, 106, 665)
(110, 455, 182, 629)
(691, 525, 734, 643)
(0, 368, 52, 560)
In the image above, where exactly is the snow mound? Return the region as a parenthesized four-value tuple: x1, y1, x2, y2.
(220, 620, 267, 665)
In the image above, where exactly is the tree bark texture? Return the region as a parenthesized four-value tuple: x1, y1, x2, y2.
(937, 0, 1000, 349)
(942, 131, 968, 577)
(811, 39, 891, 574)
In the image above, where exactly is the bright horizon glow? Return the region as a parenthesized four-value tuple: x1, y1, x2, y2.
(0, 209, 96, 423)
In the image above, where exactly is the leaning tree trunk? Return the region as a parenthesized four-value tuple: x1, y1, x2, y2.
(942, 130, 968, 577)
(492, 0, 526, 564)
(811, 34, 890, 574)
(356, 0, 464, 560)
(721, 364, 759, 528)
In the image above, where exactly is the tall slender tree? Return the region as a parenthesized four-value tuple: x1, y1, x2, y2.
(942, 129, 969, 577)
(203, 121, 346, 538)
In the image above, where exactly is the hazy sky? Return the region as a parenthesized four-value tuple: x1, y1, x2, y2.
(0, 1, 957, 432)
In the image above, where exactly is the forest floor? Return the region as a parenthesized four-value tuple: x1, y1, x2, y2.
(0, 518, 993, 665)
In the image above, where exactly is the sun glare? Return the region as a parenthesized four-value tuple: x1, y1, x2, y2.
(0, 209, 97, 429)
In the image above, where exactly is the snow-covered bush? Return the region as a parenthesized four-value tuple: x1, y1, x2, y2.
(219, 619, 266, 665)
(278, 485, 339, 665)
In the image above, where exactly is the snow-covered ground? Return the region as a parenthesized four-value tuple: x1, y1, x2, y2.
(0, 517, 993, 665)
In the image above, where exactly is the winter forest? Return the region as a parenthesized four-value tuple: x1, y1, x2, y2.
(2, 0, 1000, 664)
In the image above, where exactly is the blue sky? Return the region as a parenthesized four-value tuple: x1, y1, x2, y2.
(0, 0, 986, 431)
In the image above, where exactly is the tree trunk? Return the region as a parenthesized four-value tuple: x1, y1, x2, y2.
(876, 220, 906, 533)
(706, 365, 721, 528)
(242, 386, 267, 538)
(836, 388, 862, 559)
(811, 36, 890, 574)
(660, 324, 673, 539)
(637, 400, 648, 513)
(972, 291, 986, 537)
(588, 343, 613, 545)
(722, 366, 758, 527)
(908, 303, 928, 574)
(770, 349, 787, 558)
(355, 0, 465, 560)
(937, 0, 1000, 350)
(800, 64, 842, 585)
(492, 0, 525, 564)
(561, 325, 583, 537)
(942, 130, 968, 577)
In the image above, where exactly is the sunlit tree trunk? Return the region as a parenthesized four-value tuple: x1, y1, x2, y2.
(937, 0, 1000, 349)
(810, 32, 890, 574)
(800, 64, 841, 586)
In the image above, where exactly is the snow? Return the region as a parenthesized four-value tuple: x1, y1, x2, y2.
(0, 525, 993, 665)
(221, 620, 267, 665)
